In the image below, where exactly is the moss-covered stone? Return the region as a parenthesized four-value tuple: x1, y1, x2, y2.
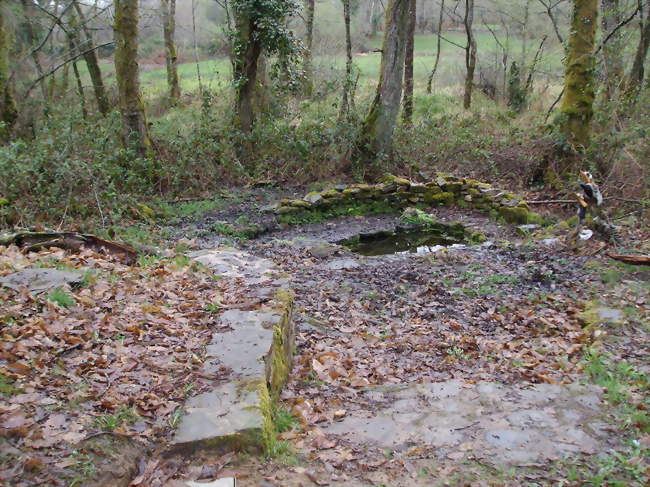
(290, 200, 312, 209)
(424, 191, 455, 205)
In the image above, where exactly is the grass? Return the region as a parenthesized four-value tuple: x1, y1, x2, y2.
(47, 287, 75, 308)
(94, 406, 139, 432)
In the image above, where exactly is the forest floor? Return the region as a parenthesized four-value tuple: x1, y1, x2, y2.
(1, 189, 649, 486)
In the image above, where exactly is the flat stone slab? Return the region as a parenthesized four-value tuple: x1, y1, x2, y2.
(173, 248, 294, 450)
(0, 268, 83, 292)
(174, 382, 262, 444)
(325, 380, 606, 467)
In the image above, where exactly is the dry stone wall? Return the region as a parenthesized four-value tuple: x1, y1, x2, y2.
(273, 174, 544, 225)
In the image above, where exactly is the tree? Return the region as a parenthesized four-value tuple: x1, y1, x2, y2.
(73, 0, 110, 114)
(357, 0, 410, 163)
(339, 0, 354, 119)
(557, 0, 598, 150)
(114, 0, 153, 156)
(426, 0, 445, 94)
(626, 1, 650, 95)
(463, 0, 477, 109)
(402, 0, 416, 125)
(161, 0, 181, 101)
(20, 0, 47, 99)
(230, 0, 301, 133)
(303, 0, 315, 96)
(601, 0, 624, 99)
(0, 2, 17, 140)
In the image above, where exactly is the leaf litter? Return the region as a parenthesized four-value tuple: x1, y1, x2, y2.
(0, 244, 237, 486)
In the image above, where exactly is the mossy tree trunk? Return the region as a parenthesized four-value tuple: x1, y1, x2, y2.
(0, 4, 17, 141)
(232, 8, 263, 133)
(161, 0, 181, 101)
(303, 0, 315, 97)
(358, 0, 410, 162)
(114, 0, 153, 156)
(626, 3, 650, 96)
(463, 0, 477, 109)
(73, 0, 110, 115)
(339, 0, 354, 120)
(600, 0, 624, 99)
(402, 0, 416, 125)
(558, 0, 598, 150)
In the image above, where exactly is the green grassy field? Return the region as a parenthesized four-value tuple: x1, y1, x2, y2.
(79, 32, 566, 100)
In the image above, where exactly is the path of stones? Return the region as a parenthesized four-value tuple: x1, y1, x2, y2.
(170, 201, 644, 486)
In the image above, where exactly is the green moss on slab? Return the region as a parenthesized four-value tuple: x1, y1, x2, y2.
(424, 191, 455, 205)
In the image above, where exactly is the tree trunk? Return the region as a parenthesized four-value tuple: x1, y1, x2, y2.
(558, 0, 598, 150)
(601, 0, 624, 99)
(463, 0, 477, 109)
(73, 0, 110, 114)
(358, 0, 410, 162)
(426, 0, 444, 94)
(20, 0, 48, 99)
(340, 0, 354, 120)
(402, 0, 416, 125)
(67, 13, 88, 118)
(161, 0, 181, 101)
(303, 0, 315, 96)
(626, 3, 650, 95)
(232, 7, 263, 133)
(114, 0, 153, 156)
(0, 6, 17, 140)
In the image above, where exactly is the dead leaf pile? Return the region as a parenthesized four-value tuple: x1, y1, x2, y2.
(0, 245, 232, 486)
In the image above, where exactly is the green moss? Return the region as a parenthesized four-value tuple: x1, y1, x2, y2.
(498, 206, 545, 225)
(277, 199, 398, 225)
(424, 191, 455, 205)
(0, 372, 21, 396)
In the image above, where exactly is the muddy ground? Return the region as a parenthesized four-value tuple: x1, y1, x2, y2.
(152, 198, 649, 487)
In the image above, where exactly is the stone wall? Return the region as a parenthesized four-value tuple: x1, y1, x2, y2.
(274, 174, 544, 225)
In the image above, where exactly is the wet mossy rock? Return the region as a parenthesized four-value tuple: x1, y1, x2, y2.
(272, 174, 545, 226)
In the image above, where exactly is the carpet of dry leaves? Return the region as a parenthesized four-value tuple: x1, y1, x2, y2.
(0, 245, 235, 486)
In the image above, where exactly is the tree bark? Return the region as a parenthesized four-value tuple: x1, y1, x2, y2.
(303, 0, 315, 96)
(601, 0, 624, 99)
(626, 2, 650, 95)
(0, 5, 18, 140)
(558, 0, 598, 150)
(340, 0, 354, 120)
(426, 0, 444, 94)
(358, 0, 410, 162)
(463, 0, 477, 109)
(232, 7, 263, 133)
(67, 13, 88, 118)
(20, 0, 48, 99)
(402, 0, 416, 125)
(73, 0, 110, 114)
(161, 0, 181, 101)
(114, 0, 153, 156)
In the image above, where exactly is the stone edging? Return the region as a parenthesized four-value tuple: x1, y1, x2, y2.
(170, 248, 295, 455)
(273, 174, 544, 225)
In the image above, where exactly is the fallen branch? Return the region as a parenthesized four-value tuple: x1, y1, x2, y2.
(0, 232, 138, 264)
(527, 197, 647, 205)
(606, 253, 650, 266)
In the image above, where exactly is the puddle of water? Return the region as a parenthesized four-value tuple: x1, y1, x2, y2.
(338, 227, 465, 256)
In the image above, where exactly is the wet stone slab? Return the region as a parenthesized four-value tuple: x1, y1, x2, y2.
(0, 268, 83, 293)
(172, 248, 294, 451)
(325, 380, 606, 467)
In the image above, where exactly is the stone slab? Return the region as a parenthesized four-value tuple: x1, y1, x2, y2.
(325, 380, 605, 467)
(172, 249, 294, 450)
(174, 382, 262, 444)
(0, 268, 83, 292)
